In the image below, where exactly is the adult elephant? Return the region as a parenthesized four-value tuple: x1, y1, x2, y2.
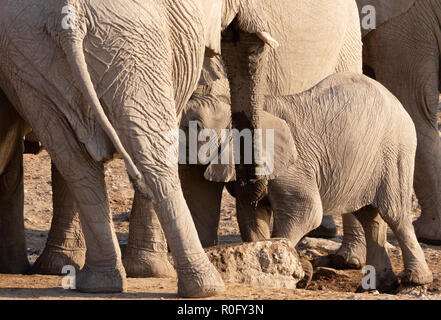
(356, 0, 441, 245)
(0, 0, 278, 296)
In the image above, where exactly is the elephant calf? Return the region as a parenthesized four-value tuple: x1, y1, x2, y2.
(264, 72, 433, 292)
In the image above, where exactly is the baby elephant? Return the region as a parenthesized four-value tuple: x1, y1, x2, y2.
(264, 72, 433, 292)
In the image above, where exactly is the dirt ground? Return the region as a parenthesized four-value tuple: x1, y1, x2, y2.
(0, 149, 440, 300)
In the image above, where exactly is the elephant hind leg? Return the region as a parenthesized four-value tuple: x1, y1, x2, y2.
(374, 140, 433, 288)
(45, 135, 125, 293)
(30, 162, 86, 275)
(103, 84, 224, 297)
(353, 206, 398, 293)
(377, 203, 433, 287)
(0, 115, 29, 274)
(12, 86, 126, 292)
(123, 192, 176, 279)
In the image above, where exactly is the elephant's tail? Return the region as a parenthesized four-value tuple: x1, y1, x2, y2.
(62, 41, 142, 182)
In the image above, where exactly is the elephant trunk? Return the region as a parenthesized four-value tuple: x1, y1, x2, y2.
(222, 27, 270, 180)
(62, 41, 141, 182)
(220, 0, 277, 180)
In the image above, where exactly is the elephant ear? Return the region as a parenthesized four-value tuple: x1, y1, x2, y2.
(356, 0, 416, 37)
(254, 111, 297, 180)
(201, 0, 223, 56)
(204, 111, 297, 182)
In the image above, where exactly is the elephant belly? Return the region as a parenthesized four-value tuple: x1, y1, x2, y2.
(318, 154, 382, 217)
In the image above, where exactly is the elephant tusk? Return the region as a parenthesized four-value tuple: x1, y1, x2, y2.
(256, 31, 280, 49)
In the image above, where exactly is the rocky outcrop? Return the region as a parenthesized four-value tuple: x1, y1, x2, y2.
(205, 239, 304, 289)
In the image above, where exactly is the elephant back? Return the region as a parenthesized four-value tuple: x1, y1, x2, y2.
(261, 0, 357, 95)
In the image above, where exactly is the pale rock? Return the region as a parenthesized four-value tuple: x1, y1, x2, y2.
(205, 239, 304, 289)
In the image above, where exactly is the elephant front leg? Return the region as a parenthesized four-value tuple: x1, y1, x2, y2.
(0, 134, 29, 274)
(412, 99, 441, 244)
(152, 186, 225, 297)
(179, 165, 224, 247)
(123, 192, 175, 278)
(268, 168, 323, 245)
(30, 162, 86, 275)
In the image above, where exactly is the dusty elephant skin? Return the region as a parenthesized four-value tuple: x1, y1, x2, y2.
(359, 0, 441, 245)
(0, 0, 281, 296)
(314, 0, 441, 273)
(179, 0, 364, 250)
(180, 0, 374, 276)
(0, 0, 235, 297)
(315, 0, 441, 271)
(0, 91, 29, 274)
(0, 0, 280, 280)
(28, 163, 86, 275)
(263, 73, 433, 293)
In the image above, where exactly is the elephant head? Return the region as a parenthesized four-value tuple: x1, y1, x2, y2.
(201, 0, 279, 181)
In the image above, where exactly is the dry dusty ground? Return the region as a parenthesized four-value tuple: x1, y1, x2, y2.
(0, 149, 440, 300)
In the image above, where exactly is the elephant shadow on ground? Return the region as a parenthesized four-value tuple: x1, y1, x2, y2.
(0, 287, 179, 300)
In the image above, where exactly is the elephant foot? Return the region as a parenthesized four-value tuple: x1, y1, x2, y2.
(399, 267, 433, 286)
(30, 246, 85, 275)
(296, 257, 313, 289)
(313, 236, 366, 270)
(123, 247, 176, 278)
(76, 264, 127, 293)
(177, 260, 225, 298)
(413, 218, 441, 245)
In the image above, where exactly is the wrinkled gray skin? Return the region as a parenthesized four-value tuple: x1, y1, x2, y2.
(181, 0, 365, 251)
(315, 0, 441, 270)
(0, 93, 29, 274)
(265, 73, 432, 293)
(0, 0, 275, 296)
(183, 0, 369, 278)
(360, 0, 441, 245)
